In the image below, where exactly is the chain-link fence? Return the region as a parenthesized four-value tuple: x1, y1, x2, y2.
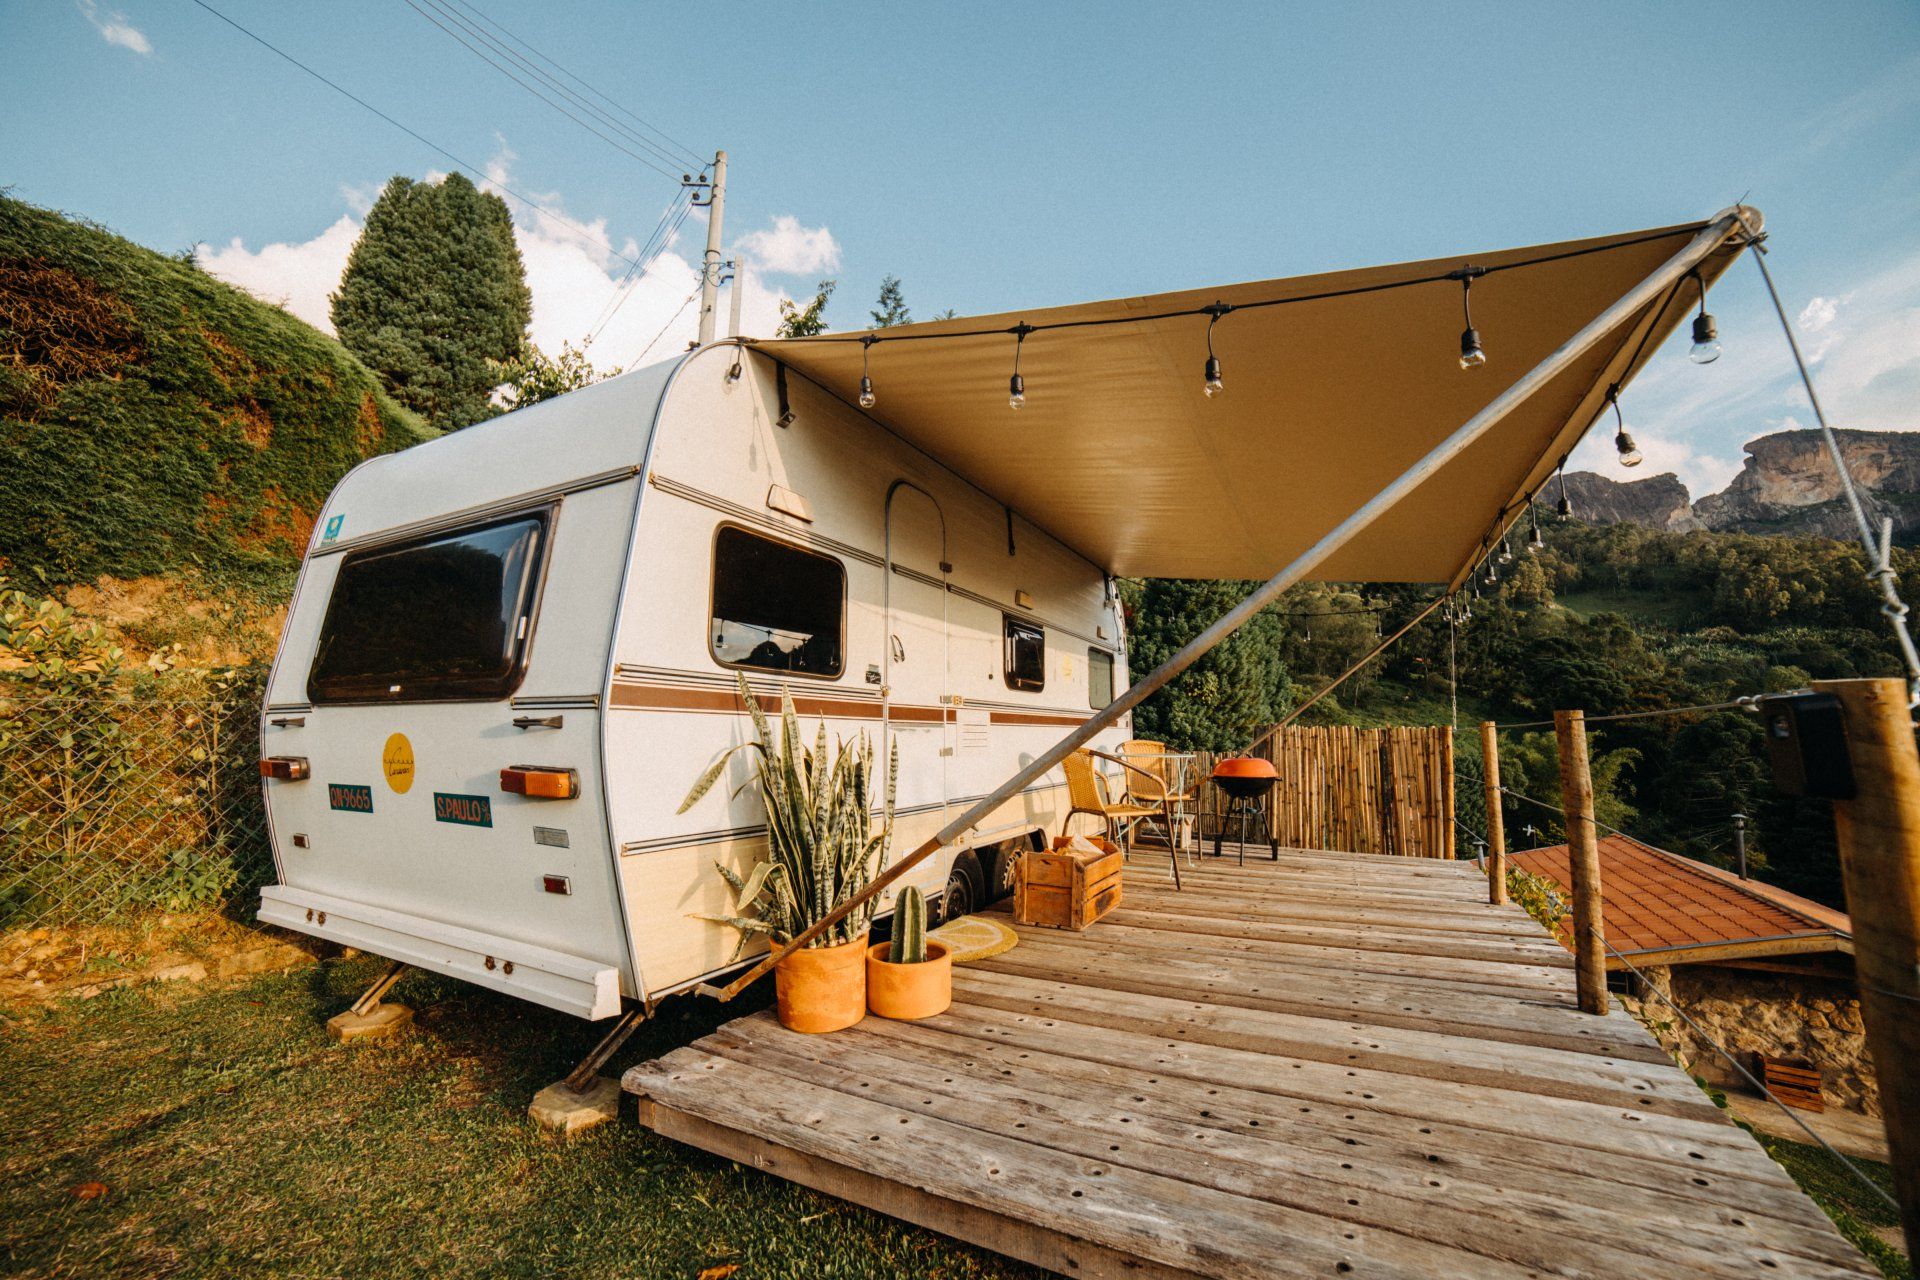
(0, 688, 269, 929)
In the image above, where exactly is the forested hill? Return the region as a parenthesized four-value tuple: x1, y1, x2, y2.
(0, 196, 433, 593)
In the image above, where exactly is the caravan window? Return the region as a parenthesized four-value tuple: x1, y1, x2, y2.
(308, 511, 549, 703)
(1088, 647, 1115, 708)
(710, 525, 845, 678)
(1004, 615, 1045, 692)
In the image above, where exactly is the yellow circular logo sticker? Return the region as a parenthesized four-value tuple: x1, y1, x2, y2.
(382, 733, 415, 794)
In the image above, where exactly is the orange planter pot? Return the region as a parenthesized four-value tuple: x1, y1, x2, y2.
(866, 940, 953, 1021)
(773, 934, 868, 1034)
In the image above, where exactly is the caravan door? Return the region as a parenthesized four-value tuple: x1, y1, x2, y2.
(882, 481, 950, 832)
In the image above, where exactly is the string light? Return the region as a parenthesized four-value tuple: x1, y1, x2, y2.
(1688, 270, 1721, 365)
(1008, 323, 1032, 410)
(1607, 383, 1642, 467)
(1453, 267, 1487, 370)
(1555, 459, 1575, 520)
(1203, 303, 1228, 397)
(1526, 499, 1545, 552)
(1498, 536, 1514, 566)
(858, 335, 877, 409)
(1483, 559, 1499, 586)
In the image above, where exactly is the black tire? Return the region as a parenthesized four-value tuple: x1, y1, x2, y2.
(985, 840, 1021, 903)
(940, 850, 986, 924)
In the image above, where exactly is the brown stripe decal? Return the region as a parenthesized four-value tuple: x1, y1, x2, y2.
(989, 710, 1094, 728)
(610, 683, 945, 723)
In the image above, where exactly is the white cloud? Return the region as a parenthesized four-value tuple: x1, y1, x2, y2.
(75, 0, 151, 54)
(1799, 296, 1838, 332)
(200, 150, 837, 378)
(735, 214, 842, 276)
(1568, 426, 1742, 499)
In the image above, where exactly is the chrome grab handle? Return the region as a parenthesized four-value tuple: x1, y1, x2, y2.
(890, 635, 905, 662)
(512, 714, 564, 730)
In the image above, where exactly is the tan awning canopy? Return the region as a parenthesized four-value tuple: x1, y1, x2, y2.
(751, 213, 1755, 585)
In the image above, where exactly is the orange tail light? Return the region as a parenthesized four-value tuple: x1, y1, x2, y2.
(500, 765, 580, 800)
(259, 756, 311, 781)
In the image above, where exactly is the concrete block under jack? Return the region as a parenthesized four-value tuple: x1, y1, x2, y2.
(529, 1076, 621, 1136)
(326, 1002, 414, 1042)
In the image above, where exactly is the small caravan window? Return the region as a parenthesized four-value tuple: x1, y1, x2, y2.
(309, 511, 548, 703)
(710, 525, 845, 678)
(1088, 648, 1115, 709)
(1004, 615, 1045, 692)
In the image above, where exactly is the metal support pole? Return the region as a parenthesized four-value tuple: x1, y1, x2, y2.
(696, 149, 728, 346)
(348, 961, 407, 1017)
(1481, 720, 1508, 905)
(563, 1005, 650, 1094)
(728, 254, 745, 338)
(1732, 812, 1748, 880)
(1554, 710, 1609, 1015)
(1815, 677, 1920, 1255)
(702, 209, 1747, 1003)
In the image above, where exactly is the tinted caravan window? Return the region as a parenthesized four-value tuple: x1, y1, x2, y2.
(309, 512, 547, 703)
(710, 526, 845, 678)
(1004, 615, 1045, 692)
(1088, 647, 1115, 709)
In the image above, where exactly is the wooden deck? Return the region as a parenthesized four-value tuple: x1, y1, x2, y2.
(625, 847, 1875, 1279)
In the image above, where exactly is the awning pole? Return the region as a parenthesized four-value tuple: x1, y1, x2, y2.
(702, 208, 1746, 1002)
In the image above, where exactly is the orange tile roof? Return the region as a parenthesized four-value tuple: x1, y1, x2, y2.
(1506, 833, 1850, 962)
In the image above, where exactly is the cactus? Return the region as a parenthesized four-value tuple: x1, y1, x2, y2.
(893, 885, 929, 964)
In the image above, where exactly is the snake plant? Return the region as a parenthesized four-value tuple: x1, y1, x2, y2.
(892, 885, 929, 964)
(681, 673, 897, 955)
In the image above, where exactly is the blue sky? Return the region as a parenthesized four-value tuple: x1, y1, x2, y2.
(6, 1, 1917, 495)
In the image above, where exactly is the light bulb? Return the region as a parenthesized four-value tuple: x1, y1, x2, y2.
(1527, 508, 1545, 552)
(1483, 561, 1498, 585)
(1498, 538, 1514, 566)
(1008, 372, 1026, 410)
(858, 376, 876, 409)
(1204, 355, 1223, 397)
(1459, 326, 1486, 370)
(1615, 428, 1643, 468)
(1689, 312, 1721, 364)
(1556, 493, 1573, 520)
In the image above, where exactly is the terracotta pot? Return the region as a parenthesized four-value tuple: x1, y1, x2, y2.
(865, 940, 953, 1021)
(773, 934, 868, 1034)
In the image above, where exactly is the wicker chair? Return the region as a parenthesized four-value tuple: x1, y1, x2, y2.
(1118, 739, 1196, 854)
(1061, 748, 1184, 889)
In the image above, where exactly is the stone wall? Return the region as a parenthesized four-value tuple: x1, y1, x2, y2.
(1619, 962, 1878, 1116)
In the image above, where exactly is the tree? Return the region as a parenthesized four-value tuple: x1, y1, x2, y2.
(870, 275, 911, 328)
(1120, 579, 1294, 751)
(775, 280, 836, 337)
(499, 340, 619, 411)
(331, 172, 532, 429)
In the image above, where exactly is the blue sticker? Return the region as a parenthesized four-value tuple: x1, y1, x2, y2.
(321, 514, 345, 545)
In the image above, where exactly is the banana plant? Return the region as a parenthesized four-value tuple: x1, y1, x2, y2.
(682, 673, 897, 955)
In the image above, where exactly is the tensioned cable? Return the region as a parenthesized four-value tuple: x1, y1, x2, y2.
(399, 0, 685, 181)
(416, 0, 699, 172)
(1453, 771, 1900, 1210)
(585, 194, 696, 348)
(1738, 213, 1920, 710)
(445, 0, 705, 168)
(1492, 696, 1761, 732)
(630, 288, 700, 367)
(187, 0, 650, 269)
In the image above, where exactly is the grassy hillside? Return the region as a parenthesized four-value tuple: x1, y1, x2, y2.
(0, 196, 433, 595)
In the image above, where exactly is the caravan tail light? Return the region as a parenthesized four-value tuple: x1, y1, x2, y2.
(259, 756, 310, 781)
(500, 765, 579, 800)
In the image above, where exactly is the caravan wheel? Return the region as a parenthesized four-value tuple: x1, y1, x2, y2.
(940, 850, 985, 924)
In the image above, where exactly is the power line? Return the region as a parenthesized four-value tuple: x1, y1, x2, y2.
(444, 0, 704, 169)
(586, 195, 696, 348)
(631, 288, 700, 367)
(187, 0, 647, 269)
(399, 0, 686, 181)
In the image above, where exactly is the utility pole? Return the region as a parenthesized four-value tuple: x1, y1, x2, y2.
(688, 149, 728, 346)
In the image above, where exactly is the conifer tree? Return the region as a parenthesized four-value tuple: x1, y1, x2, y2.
(331, 173, 532, 429)
(870, 274, 911, 327)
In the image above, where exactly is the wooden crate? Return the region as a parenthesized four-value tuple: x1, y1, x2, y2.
(1014, 837, 1123, 931)
(1756, 1054, 1825, 1112)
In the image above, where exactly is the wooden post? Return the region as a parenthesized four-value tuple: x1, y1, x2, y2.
(1480, 721, 1508, 905)
(1814, 678, 1920, 1255)
(1553, 710, 1608, 1015)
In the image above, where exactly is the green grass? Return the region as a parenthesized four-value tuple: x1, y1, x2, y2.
(0, 955, 1040, 1280)
(1553, 585, 1697, 627)
(1755, 1133, 1911, 1280)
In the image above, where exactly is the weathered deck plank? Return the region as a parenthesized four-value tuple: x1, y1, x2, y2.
(626, 847, 1876, 1278)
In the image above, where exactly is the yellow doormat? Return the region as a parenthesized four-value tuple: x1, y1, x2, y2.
(927, 914, 1019, 963)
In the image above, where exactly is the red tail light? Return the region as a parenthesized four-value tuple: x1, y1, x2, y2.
(259, 756, 310, 781)
(500, 765, 579, 799)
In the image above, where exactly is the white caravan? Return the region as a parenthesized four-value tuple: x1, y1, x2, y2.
(256, 342, 1132, 1020)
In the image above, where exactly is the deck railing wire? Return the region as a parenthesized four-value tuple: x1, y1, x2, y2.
(0, 689, 269, 930)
